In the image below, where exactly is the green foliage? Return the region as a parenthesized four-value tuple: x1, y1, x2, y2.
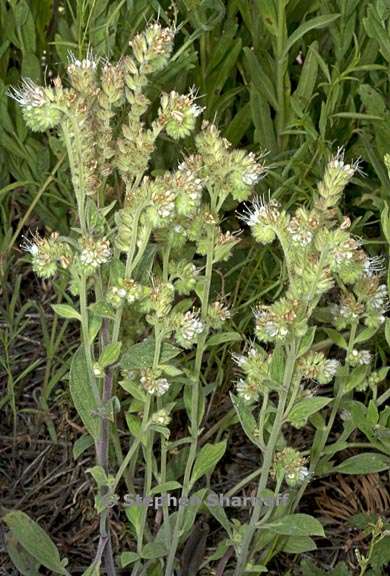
(1, 2, 390, 576)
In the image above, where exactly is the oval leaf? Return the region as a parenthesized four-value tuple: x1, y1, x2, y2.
(191, 441, 227, 486)
(3, 511, 68, 575)
(69, 347, 99, 439)
(265, 513, 325, 537)
(52, 304, 81, 321)
(335, 453, 390, 474)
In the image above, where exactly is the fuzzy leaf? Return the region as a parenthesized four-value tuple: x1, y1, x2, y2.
(120, 552, 139, 567)
(121, 339, 180, 370)
(335, 453, 390, 474)
(191, 441, 227, 486)
(283, 536, 317, 553)
(69, 347, 99, 439)
(230, 394, 260, 447)
(265, 513, 325, 537)
(52, 304, 81, 321)
(72, 434, 94, 460)
(207, 331, 241, 347)
(3, 511, 68, 575)
(150, 481, 182, 496)
(288, 398, 332, 429)
(99, 342, 122, 368)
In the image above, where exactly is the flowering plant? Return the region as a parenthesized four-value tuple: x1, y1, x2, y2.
(4, 18, 390, 576)
(5, 21, 266, 576)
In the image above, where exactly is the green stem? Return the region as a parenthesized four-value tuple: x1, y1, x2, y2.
(234, 341, 297, 575)
(275, 0, 287, 151)
(137, 324, 163, 553)
(164, 225, 215, 576)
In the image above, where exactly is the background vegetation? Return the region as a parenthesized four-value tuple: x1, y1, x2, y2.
(1, 0, 390, 574)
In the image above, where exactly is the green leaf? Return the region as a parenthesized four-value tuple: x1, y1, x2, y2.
(323, 328, 348, 350)
(82, 562, 101, 576)
(243, 564, 267, 574)
(355, 326, 380, 344)
(3, 511, 68, 575)
(206, 331, 241, 347)
(284, 14, 341, 56)
(119, 378, 147, 402)
(99, 342, 122, 368)
(230, 394, 260, 447)
(69, 347, 99, 440)
(120, 551, 139, 567)
(150, 481, 182, 495)
(297, 327, 317, 358)
(265, 514, 325, 537)
(335, 453, 390, 474)
(283, 535, 317, 553)
(288, 398, 332, 429)
(141, 542, 168, 559)
(159, 364, 183, 376)
(6, 533, 41, 576)
(87, 465, 108, 487)
(385, 318, 390, 348)
(191, 441, 227, 486)
(51, 304, 81, 321)
(293, 41, 319, 108)
(121, 339, 180, 370)
(72, 434, 94, 460)
(206, 491, 232, 537)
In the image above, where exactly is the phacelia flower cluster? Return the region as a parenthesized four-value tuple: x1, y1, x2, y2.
(140, 369, 170, 396)
(298, 351, 339, 384)
(79, 237, 111, 271)
(159, 89, 204, 140)
(22, 232, 72, 278)
(272, 447, 310, 487)
(107, 279, 148, 308)
(317, 148, 360, 207)
(174, 310, 204, 348)
(8, 79, 62, 131)
(233, 346, 270, 402)
(241, 197, 285, 244)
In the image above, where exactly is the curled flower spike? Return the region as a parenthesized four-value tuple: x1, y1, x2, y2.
(271, 447, 310, 487)
(8, 79, 62, 131)
(159, 89, 204, 139)
(7, 78, 46, 108)
(239, 196, 282, 244)
(21, 231, 72, 278)
(318, 148, 361, 206)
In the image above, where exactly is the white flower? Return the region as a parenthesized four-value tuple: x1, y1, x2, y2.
(8, 78, 46, 109)
(80, 237, 111, 268)
(323, 359, 339, 379)
(68, 48, 98, 70)
(240, 197, 280, 227)
(349, 349, 371, 366)
(363, 256, 385, 277)
(236, 378, 258, 402)
(181, 310, 204, 342)
(297, 466, 310, 482)
(371, 284, 388, 311)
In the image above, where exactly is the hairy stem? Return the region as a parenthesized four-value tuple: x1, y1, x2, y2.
(234, 342, 297, 575)
(164, 226, 215, 576)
